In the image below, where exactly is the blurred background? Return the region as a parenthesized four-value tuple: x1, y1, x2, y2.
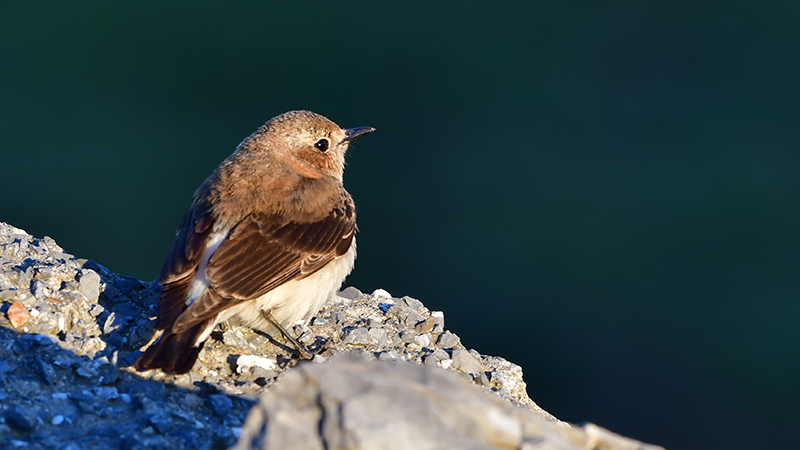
(1, 2, 798, 448)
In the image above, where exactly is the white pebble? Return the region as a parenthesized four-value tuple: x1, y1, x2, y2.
(51, 393, 68, 400)
(439, 359, 454, 370)
(414, 334, 432, 348)
(235, 354, 277, 374)
(371, 288, 392, 299)
(52, 415, 65, 425)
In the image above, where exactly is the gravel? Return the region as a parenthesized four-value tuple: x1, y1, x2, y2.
(0, 221, 555, 449)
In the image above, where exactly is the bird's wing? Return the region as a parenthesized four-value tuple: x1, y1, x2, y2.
(170, 195, 355, 333)
(154, 192, 215, 330)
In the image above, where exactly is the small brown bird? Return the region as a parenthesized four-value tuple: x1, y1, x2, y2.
(134, 110, 374, 374)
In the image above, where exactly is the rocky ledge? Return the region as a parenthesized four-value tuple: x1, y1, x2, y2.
(0, 221, 663, 450)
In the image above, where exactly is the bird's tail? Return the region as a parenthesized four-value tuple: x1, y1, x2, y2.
(133, 320, 211, 374)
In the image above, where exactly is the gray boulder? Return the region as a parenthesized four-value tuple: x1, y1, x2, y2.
(234, 354, 663, 450)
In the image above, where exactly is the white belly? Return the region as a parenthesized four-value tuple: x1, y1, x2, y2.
(221, 239, 356, 330)
(186, 228, 356, 346)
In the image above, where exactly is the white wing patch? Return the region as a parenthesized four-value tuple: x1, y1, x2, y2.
(186, 229, 229, 306)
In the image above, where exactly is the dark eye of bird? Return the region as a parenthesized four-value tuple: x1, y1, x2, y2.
(314, 139, 329, 152)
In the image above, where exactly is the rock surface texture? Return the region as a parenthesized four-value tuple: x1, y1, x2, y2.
(0, 222, 664, 450)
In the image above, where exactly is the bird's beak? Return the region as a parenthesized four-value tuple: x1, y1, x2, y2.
(342, 127, 376, 143)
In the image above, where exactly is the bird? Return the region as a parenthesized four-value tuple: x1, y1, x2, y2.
(134, 110, 374, 374)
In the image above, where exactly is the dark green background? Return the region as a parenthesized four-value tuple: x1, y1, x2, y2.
(2, 2, 798, 448)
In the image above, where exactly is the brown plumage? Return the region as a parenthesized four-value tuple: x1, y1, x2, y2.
(134, 110, 373, 374)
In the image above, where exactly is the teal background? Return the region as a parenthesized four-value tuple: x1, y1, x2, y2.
(2, 2, 799, 448)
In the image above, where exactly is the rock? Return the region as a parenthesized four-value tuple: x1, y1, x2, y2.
(31, 279, 50, 300)
(451, 348, 484, 376)
(370, 288, 392, 299)
(0, 221, 662, 450)
(413, 315, 438, 334)
(436, 330, 461, 349)
(7, 302, 28, 328)
(128, 379, 166, 399)
(402, 296, 425, 311)
(38, 359, 57, 384)
(5, 406, 36, 431)
(149, 412, 174, 434)
(78, 269, 101, 302)
(342, 327, 371, 346)
(207, 394, 234, 418)
(223, 329, 250, 349)
(367, 327, 388, 347)
(233, 355, 662, 450)
(338, 286, 367, 300)
(92, 386, 120, 401)
(235, 354, 277, 374)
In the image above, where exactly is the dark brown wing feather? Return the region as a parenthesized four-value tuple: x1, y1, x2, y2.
(154, 191, 214, 330)
(133, 317, 213, 374)
(169, 195, 356, 334)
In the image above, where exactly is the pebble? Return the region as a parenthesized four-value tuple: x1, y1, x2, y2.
(222, 329, 250, 349)
(491, 372, 514, 392)
(0, 359, 11, 378)
(149, 412, 174, 434)
(338, 286, 366, 300)
(402, 296, 425, 311)
(13, 339, 32, 354)
(430, 311, 445, 332)
(432, 349, 450, 361)
(207, 394, 234, 417)
(414, 315, 438, 334)
(74, 366, 93, 378)
(78, 269, 101, 302)
(38, 360, 56, 385)
(371, 288, 392, 299)
(451, 348, 483, 375)
(422, 354, 440, 367)
(414, 333, 432, 348)
(32, 280, 52, 301)
(128, 379, 166, 399)
(250, 366, 277, 381)
(367, 327, 388, 347)
(378, 350, 403, 361)
(52, 415, 65, 425)
(114, 275, 143, 293)
(7, 302, 28, 327)
(92, 386, 120, 401)
(342, 327, 371, 346)
(437, 331, 461, 349)
(5, 406, 36, 431)
(235, 354, 277, 374)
